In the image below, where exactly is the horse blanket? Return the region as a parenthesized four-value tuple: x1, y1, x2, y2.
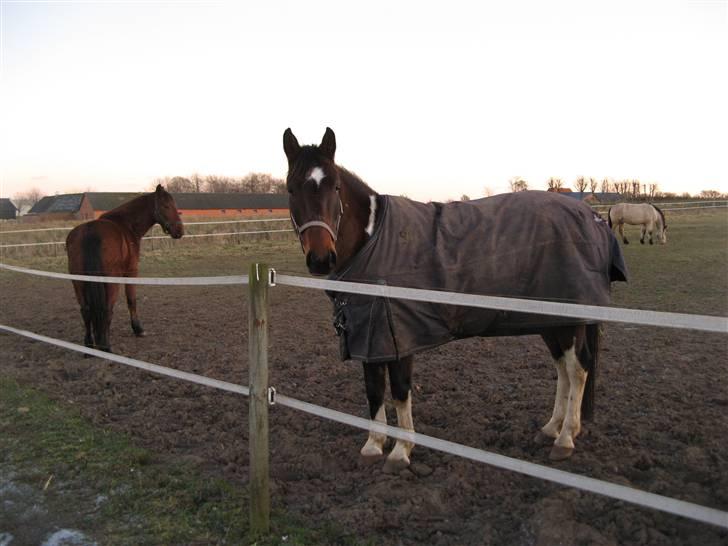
(327, 191, 628, 363)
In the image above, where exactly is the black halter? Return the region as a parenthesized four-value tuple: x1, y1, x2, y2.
(154, 193, 172, 235)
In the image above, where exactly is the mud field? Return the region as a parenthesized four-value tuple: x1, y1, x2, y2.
(1, 258, 727, 545)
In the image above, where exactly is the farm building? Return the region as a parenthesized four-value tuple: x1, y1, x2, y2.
(24, 192, 289, 222)
(0, 198, 19, 220)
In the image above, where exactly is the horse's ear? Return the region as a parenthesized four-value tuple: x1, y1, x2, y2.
(156, 184, 164, 193)
(320, 127, 336, 160)
(283, 128, 301, 164)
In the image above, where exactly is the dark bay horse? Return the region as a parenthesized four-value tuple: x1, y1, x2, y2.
(284, 128, 628, 470)
(66, 184, 183, 353)
(608, 202, 667, 245)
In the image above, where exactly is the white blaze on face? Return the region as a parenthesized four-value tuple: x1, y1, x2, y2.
(307, 167, 326, 187)
(365, 195, 377, 236)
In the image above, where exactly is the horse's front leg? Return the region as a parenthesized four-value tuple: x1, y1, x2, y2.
(618, 222, 629, 244)
(125, 283, 145, 336)
(384, 356, 415, 473)
(361, 362, 387, 461)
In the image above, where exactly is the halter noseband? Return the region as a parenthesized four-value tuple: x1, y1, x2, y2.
(290, 189, 344, 245)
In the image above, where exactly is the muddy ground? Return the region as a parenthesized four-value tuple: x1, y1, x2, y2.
(1, 270, 727, 545)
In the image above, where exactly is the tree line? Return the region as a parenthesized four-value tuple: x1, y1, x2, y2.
(152, 173, 286, 194)
(508, 176, 725, 200)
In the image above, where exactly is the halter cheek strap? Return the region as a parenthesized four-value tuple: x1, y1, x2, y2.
(153, 195, 171, 234)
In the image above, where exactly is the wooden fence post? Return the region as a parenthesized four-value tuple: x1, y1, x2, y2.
(248, 262, 270, 536)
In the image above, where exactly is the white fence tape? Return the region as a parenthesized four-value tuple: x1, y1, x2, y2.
(272, 393, 728, 530)
(1, 322, 726, 529)
(0, 217, 290, 235)
(1, 263, 726, 332)
(0, 324, 248, 396)
(0, 228, 295, 248)
(275, 274, 728, 334)
(591, 200, 727, 208)
(0, 263, 248, 286)
(144, 228, 294, 241)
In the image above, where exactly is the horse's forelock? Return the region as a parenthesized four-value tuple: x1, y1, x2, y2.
(287, 146, 331, 182)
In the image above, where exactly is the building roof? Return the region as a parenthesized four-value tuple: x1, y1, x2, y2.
(46, 193, 85, 213)
(171, 192, 288, 210)
(28, 192, 289, 214)
(86, 193, 143, 211)
(28, 196, 56, 214)
(0, 198, 18, 212)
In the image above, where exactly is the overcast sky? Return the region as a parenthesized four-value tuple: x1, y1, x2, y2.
(1, 0, 726, 202)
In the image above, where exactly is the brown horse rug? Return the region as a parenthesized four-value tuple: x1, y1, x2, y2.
(327, 190, 628, 363)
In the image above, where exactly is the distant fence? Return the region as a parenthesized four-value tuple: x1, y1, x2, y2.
(1, 261, 727, 535)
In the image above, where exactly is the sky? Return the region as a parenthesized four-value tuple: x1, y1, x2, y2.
(1, 0, 726, 202)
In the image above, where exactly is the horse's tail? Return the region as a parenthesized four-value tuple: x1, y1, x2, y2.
(580, 323, 600, 421)
(82, 229, 108, 349)
(607, 207, 613, 228)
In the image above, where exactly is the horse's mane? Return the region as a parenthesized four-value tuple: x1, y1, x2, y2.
(650, 203, 666, 227)
(100, 192, 152, 220)
(338, 165, 377, 196)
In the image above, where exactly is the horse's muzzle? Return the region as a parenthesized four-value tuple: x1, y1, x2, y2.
(306, 250, 336, 276)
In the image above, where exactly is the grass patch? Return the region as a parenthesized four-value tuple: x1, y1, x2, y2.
(0, 377, 360, 545)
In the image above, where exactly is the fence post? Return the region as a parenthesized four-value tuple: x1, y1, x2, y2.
(248, 262, 270, 537)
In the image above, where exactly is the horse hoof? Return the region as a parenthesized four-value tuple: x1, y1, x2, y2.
(360, 446, 385, 465)
(134, 331, 147, 337)
(534, 431, 556, 446)
(623, 240, 629, 245)
(383, 457, 410, 474)
(549, 445, 574, 461)
(360, 453, 384, 466)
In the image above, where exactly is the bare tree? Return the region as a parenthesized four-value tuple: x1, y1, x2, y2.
(460, 194, 470, 201)
(547, 177, 563, 191)
(509, 176, 528, 192)
(483, 186, 494, 197)
(204, 175, 235, 193)
(190, 173, 204, 192)
(589, 177, 598, 194)
(648, 183, 658, 199)
(574, 176, 588, 193)
(166, 176, 197, 192)
(12, 187, 44, 210)
(700, 189, 721, 199)
(600, 178, 611, 193)
(631, 180, 641, 198)
(237, 172, 285, 193)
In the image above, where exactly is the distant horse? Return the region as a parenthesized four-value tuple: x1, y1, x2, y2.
(608, 203, 667, 245)
(66, 185, 183, 353)
(283, 128, 627, 469)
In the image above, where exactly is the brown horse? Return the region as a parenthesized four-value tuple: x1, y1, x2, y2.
(283, 128, 627, 470)
(66, 184, 183, 353)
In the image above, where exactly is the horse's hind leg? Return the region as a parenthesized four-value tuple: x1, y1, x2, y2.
(535, 353, 568, 445)
(361, 362, 387, 461)
(540, 329, 588, 461)
(125, 283, 145, 336)
(97, 284, 119, 352)
(640, 225, 647, 244)
(384, 356, 415, 474)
